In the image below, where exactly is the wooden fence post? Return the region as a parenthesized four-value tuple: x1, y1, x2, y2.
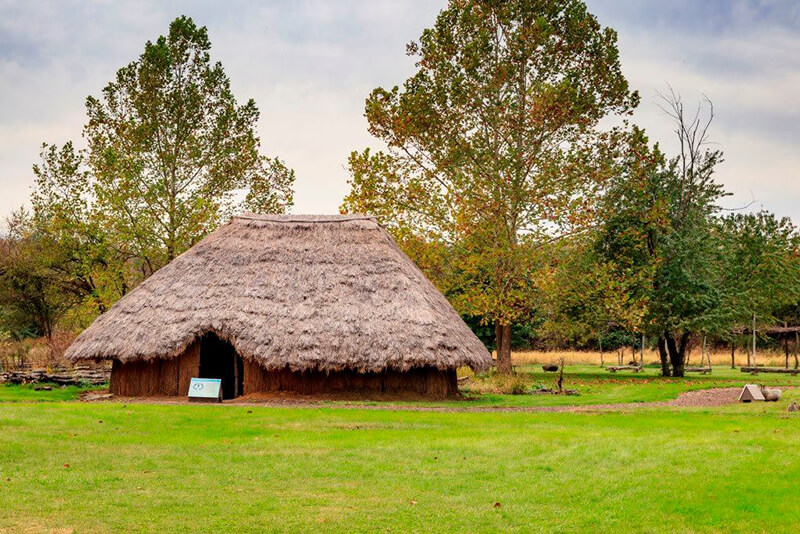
(752, 314, 757, 367)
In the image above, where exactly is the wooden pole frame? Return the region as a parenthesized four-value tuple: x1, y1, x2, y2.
(795, 330, 799, 370)
(641, 334, 645, 367)
(752, 314, 757, 367)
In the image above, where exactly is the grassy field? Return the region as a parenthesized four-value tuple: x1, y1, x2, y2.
(513, 348, 798, 368)
(0, 383, 102, 403)
(1, 368, 800, 533)
(456, 364, 798, 407)
(5, 364, 797, 408)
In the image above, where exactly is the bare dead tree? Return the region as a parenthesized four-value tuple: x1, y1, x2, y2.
(656, 86, 726, 228)
(648, 87, 728, 377)
(556, 356, 566, 393)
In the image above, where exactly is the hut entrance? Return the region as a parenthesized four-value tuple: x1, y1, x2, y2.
(198, 333, 244, 400)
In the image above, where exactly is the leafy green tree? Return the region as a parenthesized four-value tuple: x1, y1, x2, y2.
(31, 142, 121, 313)
(599, 93, 727, 376)
(342, 0, 638, 373)
(35, 16, 294, 292)
(540, 233, 647, 357)
(718, 212, 800, 338)
(0, 210, 83, 339)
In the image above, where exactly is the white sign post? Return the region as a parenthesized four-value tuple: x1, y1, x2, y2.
(188, 378, 223, 403)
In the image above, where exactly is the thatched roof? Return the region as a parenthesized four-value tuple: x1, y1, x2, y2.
(65, 214, 491, 373)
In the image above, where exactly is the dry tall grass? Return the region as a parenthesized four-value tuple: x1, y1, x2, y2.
(510, 349, 799, 368)
(0, 332, 76, 371)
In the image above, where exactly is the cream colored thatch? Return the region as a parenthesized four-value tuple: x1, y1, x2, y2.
(65, 214, 491, 373)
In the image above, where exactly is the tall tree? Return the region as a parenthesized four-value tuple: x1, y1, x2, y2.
(599, 93, 727, 376)
(549, 127, 662, 357)
(36, 15, 294, 292)
(342, 0, 638, 373)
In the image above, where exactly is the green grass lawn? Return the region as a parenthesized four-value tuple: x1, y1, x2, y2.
(2, 365, 796, 408)
(1, 372, 799, 532)
(0, 382, 102, 403)
(439, 364, 799, 407)
(315, 365, 800, 410)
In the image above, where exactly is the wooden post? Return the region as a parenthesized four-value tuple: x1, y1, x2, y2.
(795, 330, 799, 370)
(640, 334, 645, 367)
(752, 314, 757, 367)
(233, 355, 240, 397)
(700, 336, 706, 367)
(731, 339, 736, 369)
(785, 336, 790, 370)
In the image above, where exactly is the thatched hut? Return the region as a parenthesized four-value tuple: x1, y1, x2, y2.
(65, 215, 491, 399)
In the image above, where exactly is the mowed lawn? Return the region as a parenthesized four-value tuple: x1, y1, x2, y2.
(1, 378, 800, 532)
(456, 365, 800, 407)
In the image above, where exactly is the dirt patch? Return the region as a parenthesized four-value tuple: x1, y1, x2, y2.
(79, 387, 746, 413)
(537, 387, 741, 413)
(659, 387, 739, 407)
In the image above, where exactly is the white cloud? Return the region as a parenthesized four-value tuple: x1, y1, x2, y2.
(604, 8, 800, 221)
(0, 0, 438, 218)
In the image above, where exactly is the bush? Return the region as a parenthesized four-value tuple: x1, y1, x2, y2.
(510, 376, 529, 395)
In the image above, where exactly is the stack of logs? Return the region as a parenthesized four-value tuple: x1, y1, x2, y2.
(0, 366, 110, 386)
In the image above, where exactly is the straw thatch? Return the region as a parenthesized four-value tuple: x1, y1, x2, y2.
(65, 214, 491, 375)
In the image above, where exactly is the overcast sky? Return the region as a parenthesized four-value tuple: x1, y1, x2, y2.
(1, 0, 798, 223)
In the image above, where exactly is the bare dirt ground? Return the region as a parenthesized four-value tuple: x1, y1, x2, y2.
(80, 387, 744, 413)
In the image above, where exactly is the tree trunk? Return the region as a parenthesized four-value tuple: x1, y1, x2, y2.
(556, 363, 564, 393)
(785, 337, 790, 369)
(640, 334, 645, 367)
(730, 340, 736, 369)
(495, 323, 513, 375)
(665, 331, 689, 378)
(494, 323, 504, 370)
(795, 331, 799, 370)
(657, 337, 671, 377)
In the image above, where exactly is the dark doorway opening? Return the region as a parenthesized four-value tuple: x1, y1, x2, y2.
(198, 333, 244, 400)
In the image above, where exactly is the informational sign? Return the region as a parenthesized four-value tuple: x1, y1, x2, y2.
(188, 378, 222, 403)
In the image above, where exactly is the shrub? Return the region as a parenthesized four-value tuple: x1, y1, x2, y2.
(510, 376, 528, 395)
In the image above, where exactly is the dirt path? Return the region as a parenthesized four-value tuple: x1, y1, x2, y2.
(82, 387, 744, 413)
